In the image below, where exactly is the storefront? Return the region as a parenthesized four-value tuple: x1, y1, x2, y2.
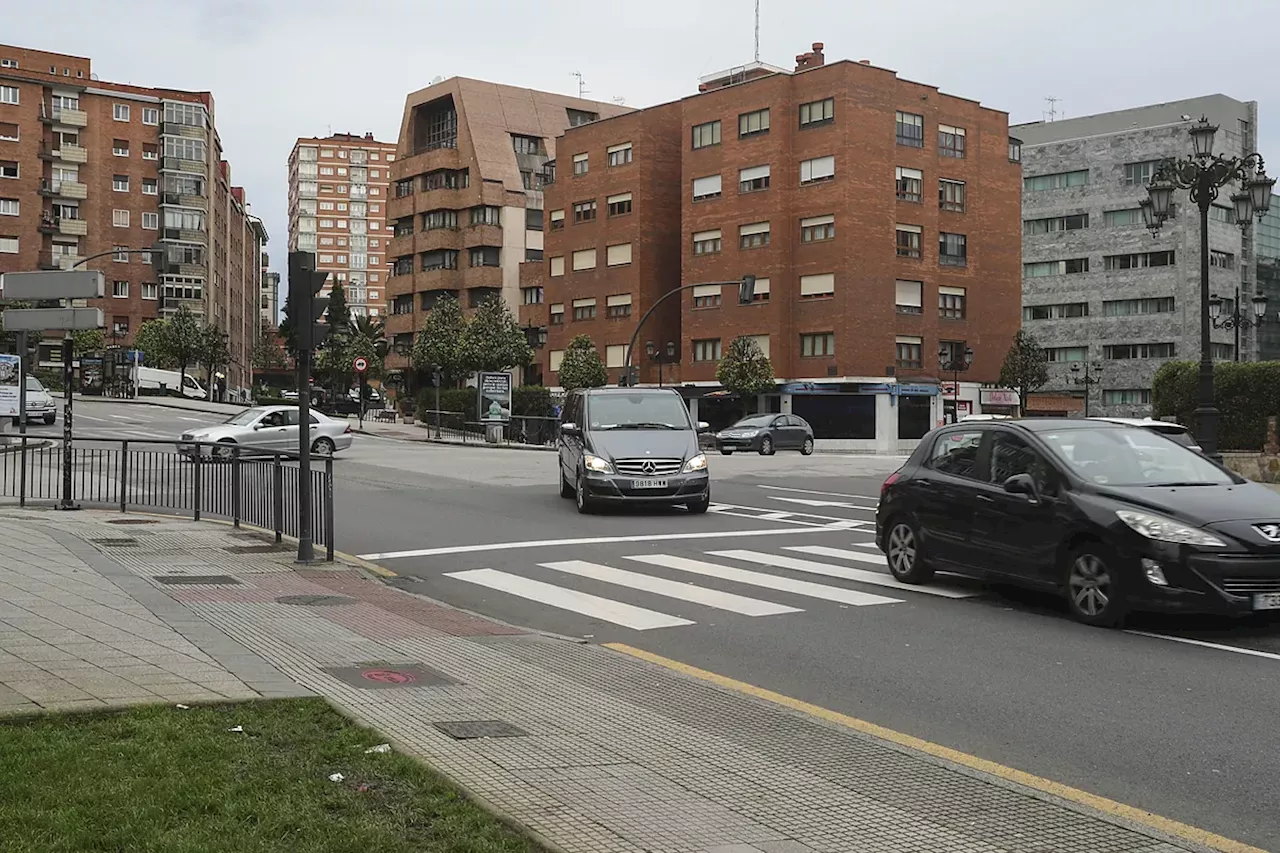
(979, 388, 1020, 417)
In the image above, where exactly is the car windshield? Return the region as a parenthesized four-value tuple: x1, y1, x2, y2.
(1038, 426, 1234, 487)
(587, 394, 690, 430)
(25, 377, 45, 391)
(224, 408, 268, 426)
(732, 415, 776, 428)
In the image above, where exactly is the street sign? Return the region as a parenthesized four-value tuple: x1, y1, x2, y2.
(0, 270, 104, 300)
(353, 356, 368, 373)
(478, 371, 512, 422)
(0, 354, 18, 417)
(0, 307, 104, 331)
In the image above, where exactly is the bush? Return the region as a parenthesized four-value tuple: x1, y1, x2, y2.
(512, 385, 553, 417)
(1153, 360, 1280, 451)
(417, 386, 475, 422)
(255, 396, 289, 407)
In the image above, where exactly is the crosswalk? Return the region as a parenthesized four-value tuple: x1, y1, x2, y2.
(443, 536, 981, 632)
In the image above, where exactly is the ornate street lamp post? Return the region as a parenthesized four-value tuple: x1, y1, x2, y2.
(645, 340, 678, 387)
(939, 344, 973, 423)
(1208, 290, 1271, 363)
(1069, 360, 1103, 418)
(1144, 116, 1275, 462)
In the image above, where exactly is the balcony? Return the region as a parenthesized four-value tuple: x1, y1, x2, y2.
(38, 179, 87, 199)
(162, 227, 207, 244)
(38, 142, 88, 164)
(161, 156, 207, 175)
(41, 107, 87, 127)
(160, 121, 204, 139)
(38, 216, 56, 234)
(57, 217, 88, 236)
(463, 223, 503, 248)
(461, 265, 503, 289)
(159, 297, 205, 315)
(39, 253, 84, 271)
(161, 191, 206, 207)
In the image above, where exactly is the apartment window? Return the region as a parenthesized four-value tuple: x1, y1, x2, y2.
(1104, 343, 1176, 360)
(112, 209, 129, 228)
(522, 286, 544, 305)
(112, 281, 128, 298)
(692, 284, 722, 309)
(739, 221, 771, 249)
(549, 256, 565, 277)
(606, 294, 633, 318)
(799, 97, 834, 127)
(896, 224, 922, 258)
(318, 254, 335, 264)
(520, 169, 544, 191)
(572, 200, 597, 223)
(896, 167, 923, 202)
(745, 277, 771, 303)
(692, 120, 721, 149)
(1103, 251, 1175, 270)
(337, 202, 348, 212)
(607, 142, 632, 166)
(572, 152, 588, 176)
(550, 304, 565, 325)
(692, 339, 722, 362)
(141, 178, 157, 195)
(113, 104, 129, 122)
(606, 243, 632, 266)
(939, 179, 966, 212)
(423, 209, 458, 230)
(1209, 205, 1236, 224)
(112, 139, 129, 157)
(141, 282, 158, 300)
(0, 122, 17, 141)
(1009, 138, 1022, 162)
(523, 209, 543, 232)
(607, 193, 632, 216)
(320, 201, 335, 211)
(319, 219, 334, 228)
(1023, 258, 1090, 277)
(0, 160, 15, 179)
(572, 298, 596, 321)
(1212, 342, 1236, 360)
(938, 124, 966, 158)
(566, 108, 598, 127)
(420, 249, 459, 270)
(0, 86, 18, 105)
(142, 212, 158, 230)
(739, 164, 770, 193)
(164, 137, 206, 161)
(895, 335, 923, 368)
(0, 198, 17, 216)
(692, 229, 722, 255)
(799, 155, 835, 185)
(1103, 296, 1175, 316)
(1103, 389, 1153, 406)
(1025, 213, 1088, 234)
(799, 273, 835, 300)
(1024, 170, 1089, 191)
(938, 286, 966, 319)
(895, 280, 923, 315)
(394, 179, 414, 198)
(1023, 302, 1088, 320)
(571, 248, 597, 270)
(896, 111, 924, 147)
(113, 175, 129, 192)
(142, 143, 158, 161)
(142, 107, 158, 125)
(739, 108, 770, 137)
(470, 205, 501, 226)
(939, 232, 967, 266)
(0, 236, 17, 254)
(800, 214, 834, 243)
(1123, 160, 1161, 186)
(512, 134, 542, 155)
(801, 332, 835, 358)
(1210, 250, 1236, 269)
(693, 174, 722, 201)
(549, 209, 565, 230)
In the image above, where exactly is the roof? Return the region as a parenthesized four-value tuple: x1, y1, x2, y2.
(580, 386, 682, 395)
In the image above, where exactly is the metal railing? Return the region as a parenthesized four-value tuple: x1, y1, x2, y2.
(417, 411, 559, 448)
(0, 437, 334, 559)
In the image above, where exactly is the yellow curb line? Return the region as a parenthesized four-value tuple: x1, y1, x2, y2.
(604, 642, 1264, 853)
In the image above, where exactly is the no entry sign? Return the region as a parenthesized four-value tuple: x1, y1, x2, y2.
(352, 356, 368, 373)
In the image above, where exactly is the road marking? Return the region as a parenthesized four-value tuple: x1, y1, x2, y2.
(1126, 630, 1280, 662)
(444, 568, 693, 630)
(713, 502, 872, 526)
(626, 554, 902, 607)
(782, 544, 888, 567)
(769, 496, 877, 511)
(717, 548, 977, 599)
(759, 484, 881, 502)
(359, 524, 860, 561)
(540, 560, 801, 617)
(177, 416, 203, 422)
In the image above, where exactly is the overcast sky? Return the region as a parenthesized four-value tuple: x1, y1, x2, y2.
(7, 0, 1280, 301)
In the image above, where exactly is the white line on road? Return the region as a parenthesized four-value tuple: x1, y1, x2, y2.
(758, 484, 882, 502)
(626, 554, 902, 607)
(768, 496, 877, 511)
(177, 417, 203, 422)
(779, 546, 979, 598)
(715, 548, 977, 599)
(540, 559, 802, 617)
(713, 502, 872, 526)
(444, 568, 694, 630)
(1126, 630, 1280, 662)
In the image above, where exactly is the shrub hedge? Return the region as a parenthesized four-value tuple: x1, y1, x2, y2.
(1152, 360, 1280, 451)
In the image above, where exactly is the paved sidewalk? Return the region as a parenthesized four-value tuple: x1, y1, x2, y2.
(0, 509, 1210, 853)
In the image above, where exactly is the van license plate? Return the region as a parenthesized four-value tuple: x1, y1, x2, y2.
(1253, 593, 1280, 610)
(632, 478, 668, 490)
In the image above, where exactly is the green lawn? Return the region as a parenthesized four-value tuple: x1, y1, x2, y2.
(0, 698, 545, 853)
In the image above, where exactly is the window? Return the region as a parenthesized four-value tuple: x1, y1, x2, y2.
(895, 167, 922, 202)
(692, 284, 722, 309)
(1025, 213, 1088, 234)
(1212, 342, 1236, 360)
(896, 224, 922, 258)
(142, 143, 158, 161)
(1043, 347, 1088, 363)
(895, 335, 923, 368)
(319, 219, 334, 228)
(112, 209, 129, 228)
(606, 243, 632, 266)
(520, 169, 544, 191)
(1024, 170, 1089, 191)
(747, 278, 771, 303)
(112, 139, 129, 157)
(112, 280, 128, 297)
(693, 174, 722, 201)
(607, 142, 632, 166)
(692, 229, 721, 255)
(0, 122, 17, 141)
(739, 164, 770, 193)
(1210, 250, 1235, 269)
(799, 98, 834, 127)
(1008, 138, 1022, 162)
(939, 179, 966, 212)
(606, 294, 633, 318)
(895, 111, 924, 147)
(0, 236, 16, 254)
(420, 249, 459, 270)
(939, 286, 966, 319)
(692, 339, 722, 362)
(164, 137, 206, 161)
(572, 297, 596, 320)
(571, 248, 597, 270)
(567, 108, 599, 127)
(1103, 389, 1152, 406)
(1104, 343, 1176, 360)
(939, 232, 967, 266)
(938, 124, 965, 158)
(895, 280, 923, 315)
(113, 104, 129, 121)
(549, 256, 565, 277)
(799, 273, 835, 299)
(607, 193, 632, 216)
(1103, 251, 1175, 270)
(1123, 160, 1161, 186)
(423, 209, 458, 230)
(512, 134, 542, 155)
(1103, 296, 1175, 316)
(692, 120, 721, 149)
(799, 155, 835, 184)
(522, 286, 544, 305)
(113, 175, 129, 192)
(525, 208, 543, 231)
(801, 214, 834, 243)
(0, 198, 17, 216)
(550, 304, 565, 325)
(0, 86, 18, 105)
(930, 431, 983, 478)
(141, 212, 158, 230)
(1210, 205, 1235, 224)
(989, 433, 1058, 496)
(1023, 258, 1090, 277)
(0, 160, 16, 179)
(604, 345, 627, 369)
(549, 209, 565, 230)
(142, 178, 157, 195)
(1023, 302, 1088, 320)
(320, 201, 335, 211)
(470, 205, 501, 226)
(739, 221, 770, 249)
(142, 107, 158, 125)
(739, 108, 770, 137)
(141, 282, 158, 300)
(801, 332, 835, 358)
(572, 152, 588, 176)
(572, 200, 597, 223)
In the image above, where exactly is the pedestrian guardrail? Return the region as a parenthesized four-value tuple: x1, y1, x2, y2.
(417, 410, 559, 448)
(0, 436, 334, 560)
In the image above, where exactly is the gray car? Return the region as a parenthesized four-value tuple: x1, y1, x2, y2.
(176, 405, 354, 460)
(715, 414, 814, 456)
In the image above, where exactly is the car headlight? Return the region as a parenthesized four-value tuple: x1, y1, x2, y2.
(683, 453, 708, 473)
(738, 429, 759, 437)
(583, 453, 613, 474)
(1116, 510, 1228, 547)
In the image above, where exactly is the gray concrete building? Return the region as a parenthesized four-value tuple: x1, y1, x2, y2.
(1013, 95, 1258, 417)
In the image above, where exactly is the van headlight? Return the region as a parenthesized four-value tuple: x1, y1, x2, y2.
(1116, 510, 1228, 547)
(683, 453, 708, 473)
(583, 453, 613, 474)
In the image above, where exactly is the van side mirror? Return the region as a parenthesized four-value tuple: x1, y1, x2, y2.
(560, 422, 581, 436)
(696, 421, 710, 432)
(1002, 473, 1039, 501)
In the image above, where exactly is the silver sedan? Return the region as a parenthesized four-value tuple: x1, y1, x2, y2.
(176, 405, 354, 460)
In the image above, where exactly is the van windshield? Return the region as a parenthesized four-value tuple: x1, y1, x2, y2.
(587, 394, 690, 430)
(25, 377, 45, 391)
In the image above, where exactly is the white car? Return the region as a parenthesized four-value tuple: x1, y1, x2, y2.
(176, 405, 354, 460)
(10, 376, 57, 426)
(1087, 417, 1202, 453)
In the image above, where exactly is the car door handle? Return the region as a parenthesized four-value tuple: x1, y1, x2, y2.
(976, 494, 995, 503)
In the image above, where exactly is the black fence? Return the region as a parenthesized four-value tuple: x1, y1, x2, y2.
(0, 436, 334, 559)
(417, 410, 559, 448)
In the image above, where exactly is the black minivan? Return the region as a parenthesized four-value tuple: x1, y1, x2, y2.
(876, 418, 1280, 626)
(558, 387, 711, 514)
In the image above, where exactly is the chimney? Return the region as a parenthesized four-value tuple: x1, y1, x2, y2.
(365, 132, 373, 140)
(794, 41, 826, 72)
(859, 59, 871, 65)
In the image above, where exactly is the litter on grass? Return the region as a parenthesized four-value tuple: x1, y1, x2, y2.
(228, 725, 244, 733)
(364, 743, 391, 754)
(328, 773, 345, 783)
(175, 704, 190, 710)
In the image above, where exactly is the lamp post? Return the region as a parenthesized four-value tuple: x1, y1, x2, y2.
(1144, 116, 1275, 462)
(938, 344, 973, 423)
(1069, 360, 1104, 418)
(622, 275, 757, 385)
(645, 340, 678, 387)
(1208, 291, 1272, 363)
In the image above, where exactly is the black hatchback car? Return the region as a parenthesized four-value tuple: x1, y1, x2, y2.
(876, 418, 1280, 626)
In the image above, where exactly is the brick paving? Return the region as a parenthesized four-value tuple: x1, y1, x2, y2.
(0, 507, 1205, 853)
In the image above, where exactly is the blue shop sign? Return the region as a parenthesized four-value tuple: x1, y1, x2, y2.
(897, 384, 940, 396)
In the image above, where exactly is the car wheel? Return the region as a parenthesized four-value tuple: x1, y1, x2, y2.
(560, 469, 574, 498)
(213, 440, 237, 462)
(44, 414, 55, 425)
(1065, 545, 1128, 628)
(759, 435, 775, 456)
(311, 437, 336, 457)
(800, 437, 815, 456)
(719, 448, 733, 455)
(686, 489, 711, 514)
(886, 518, 934, 584)
(575, 470, 596, 514)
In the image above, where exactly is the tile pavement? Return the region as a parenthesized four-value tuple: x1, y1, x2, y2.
(0, 508, 1210, 853)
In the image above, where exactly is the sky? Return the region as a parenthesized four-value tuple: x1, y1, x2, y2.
(7, 0, 1280, 307)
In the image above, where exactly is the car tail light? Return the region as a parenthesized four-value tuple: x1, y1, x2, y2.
(344, 424, 352, 434)
(881, 470, 901, 495)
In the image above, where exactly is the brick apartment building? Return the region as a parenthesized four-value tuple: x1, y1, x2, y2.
(536, 44, 1023, 450)
(0, 43, 264, 392)
(287, 133, 396, 320)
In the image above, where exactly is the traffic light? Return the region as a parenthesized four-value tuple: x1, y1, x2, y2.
(738, 274, 757, 305)
(288, 250, 330, 351)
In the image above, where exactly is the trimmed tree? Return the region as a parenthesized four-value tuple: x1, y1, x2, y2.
(278, 286, 299, 358)
(71, 329, 106, 357)
(998, 330, 1050, 413)
(197, 324, 230, 400)
(458, 295, 532, 375)
(716, 336, 775, 412)
(557, 334, 607, 391)
(166, 305, 203, 396)
(251, 324, 286, 372)
(132, 319, 175, 368)
(412, 293, 466, 385)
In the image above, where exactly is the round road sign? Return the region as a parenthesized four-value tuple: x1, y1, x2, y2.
(353, 356, 368, 373)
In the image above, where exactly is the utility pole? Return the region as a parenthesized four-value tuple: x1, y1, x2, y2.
(754, 0, 761, 62)
(288, 251, 330, 563)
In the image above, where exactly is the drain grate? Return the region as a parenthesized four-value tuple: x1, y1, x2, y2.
(106, 519, 159, 526)
(153, 574, 242, 586)
(224, 544, 292, 555)
(322, 663, 460, 690)
(91, 538, 138, 547)
(276, 595, 357, 607)
(433, 720, 528, 740)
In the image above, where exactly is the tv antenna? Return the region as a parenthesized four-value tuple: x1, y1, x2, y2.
(612, 96, 626, 105)
(754, 0, 761, 62)
(1044, 96, 1061, 122)
(571, 71, 588, 99)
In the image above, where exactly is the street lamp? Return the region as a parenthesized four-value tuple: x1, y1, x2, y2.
(645, 340, 678, 387)
(1146, 116, 1275, 461)
(622, 275, 757, 385)
(938, 344, 973, 423)
(1208, 291, 1273, 361)
(1069, 361, 1104, 418)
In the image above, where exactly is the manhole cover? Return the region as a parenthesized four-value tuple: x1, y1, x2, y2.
(276, 595, 356, 607)
(106, 519, 158, 526)
(225, 544, 292, 554)
(322, 663, 460, 690)
(91, 538, 138, 547)
(153, 575, 242, 586)
(433, 720, 528, 740)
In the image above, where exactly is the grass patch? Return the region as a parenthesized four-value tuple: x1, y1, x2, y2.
(0, 698, 545, 853)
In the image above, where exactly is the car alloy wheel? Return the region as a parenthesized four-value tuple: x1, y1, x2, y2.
(575, 470, 594, 514)
(800, 437, 815, 456)
(759, 436, 774, 456)
(214, 441, 236, 462)
(886, 520, 934, 584)
(311, 437, 335, 457)
(1066, 548, 1126, 627)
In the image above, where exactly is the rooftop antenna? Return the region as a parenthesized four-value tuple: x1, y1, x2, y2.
(754, 0, 761, 62)
(612, 96, 626, 105)
(1043, 96, 1060, 122)
(571, 71, 587, 99)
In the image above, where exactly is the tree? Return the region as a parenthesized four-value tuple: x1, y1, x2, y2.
(166, 305, 203, 396)
(278, 286, 299, 358)
(716, 336, 775, 410)
(350, 315, 388, 361)
(998, 330, 1050, 412)
(251, 325, 286, 373)
(557, 334, 607, 391)
(71, 329, 105, 357)
(0, 300, 34, 354)
(196, 323, 230, 400)
(132, 319, 175, 368)
(412, 293, 466, 385)
(458, 295, 532, 375)
(320, 283, 351, 394)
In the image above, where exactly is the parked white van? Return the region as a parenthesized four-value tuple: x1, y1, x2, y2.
(137, 367, 206, 399)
